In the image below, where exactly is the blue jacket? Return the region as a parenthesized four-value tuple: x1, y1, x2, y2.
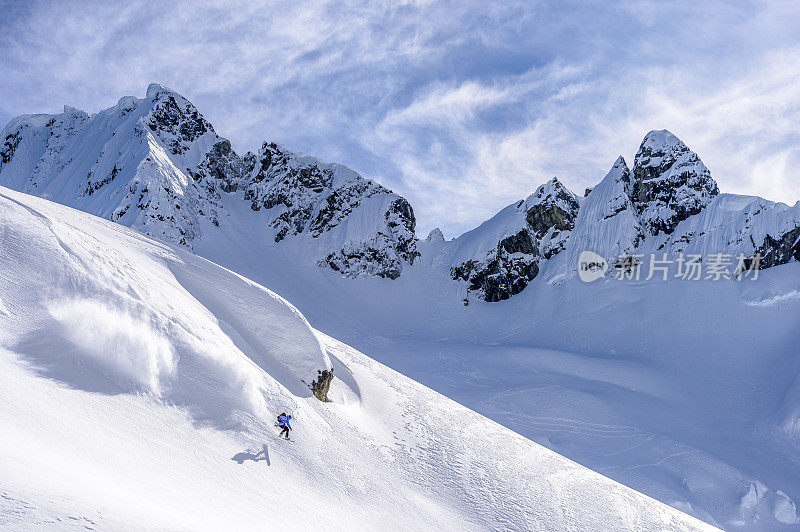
(278, 414, 291, 429)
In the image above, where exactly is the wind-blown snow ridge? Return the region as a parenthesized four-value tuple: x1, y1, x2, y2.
(0, 187, 711, 530)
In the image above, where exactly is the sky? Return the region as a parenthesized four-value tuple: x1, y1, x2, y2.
(2, 0, 800, 238)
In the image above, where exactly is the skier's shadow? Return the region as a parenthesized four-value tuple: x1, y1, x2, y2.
(232, 444, 270, 466)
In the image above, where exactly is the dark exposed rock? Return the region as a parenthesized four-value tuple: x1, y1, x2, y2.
(452, 179, 579, 302)
(1, 129, 22, 167)
(451, 230, 540, 302)
(196, 140, 244, 193)
(146, 92, 214, 155)
(310, 369, 334, 402)
(500, 230, 537, 255)
(526, 202, 575, 238)
(84, 164, 120, 195)
(451, 248, 540, 303)
(754, 226, 800, 268)
(244, 142, 418, 278)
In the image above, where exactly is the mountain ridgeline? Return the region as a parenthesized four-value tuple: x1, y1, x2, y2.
(2, 85, 799, 302)
(0, 84, 417, 280)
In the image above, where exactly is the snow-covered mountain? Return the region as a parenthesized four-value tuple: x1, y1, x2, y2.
(3, 86, 798, 301)
(4, 85, 800, 530)
(0, 84, 417, 279)
(0, 187, 711, 530)
(444, 129, 799, 301)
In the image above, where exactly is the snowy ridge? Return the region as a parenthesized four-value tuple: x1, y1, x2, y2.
(0, 187, 711, 530)
(242, 141, 418, 279)
(3, 86, 800, 530)
(561, 156, 644, 271)
(0, 84, 222, 247)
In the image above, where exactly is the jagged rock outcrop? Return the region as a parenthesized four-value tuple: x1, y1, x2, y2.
(242, 141, 419, 278)
(309, 369, 334, 402)
(144, 84, 216, 156)
(452, 131, 799, 299)
(452, 229, 540, 303)
(426, 228, 445, 242)
(4, 88, 799, 300)
(755, 226, 800, 268)
(193, 139, 246, 194)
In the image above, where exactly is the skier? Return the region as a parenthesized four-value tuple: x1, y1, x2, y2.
(277, 412, 292, 440)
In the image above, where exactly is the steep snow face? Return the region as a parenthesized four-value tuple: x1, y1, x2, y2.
(0, 187, 711, 531)
(563, 156, 644, 269)
(0, 85, 417, 280)
(448, 177, 580, 302)
(632, 129, 719, 235)
(241, 141, 418, 279)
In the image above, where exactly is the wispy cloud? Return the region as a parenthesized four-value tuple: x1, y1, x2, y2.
(2, 0, 800, 237)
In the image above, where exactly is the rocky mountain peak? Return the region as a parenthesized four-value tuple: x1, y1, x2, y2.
(450, 178, 581, 303)
(239, 140, 419, 278)
(0, 84, 420, 281)
(524, 177, 580, 240)
(595, 156, 632, 195)
(631, 130, 719, 235)
(146, 83, 177, 99)
(143, 85, 217, 157)
(62, 105, 88, 118)
(426, 228, 445, 242)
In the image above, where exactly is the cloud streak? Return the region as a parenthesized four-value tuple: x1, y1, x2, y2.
(2, 0, 800, 237)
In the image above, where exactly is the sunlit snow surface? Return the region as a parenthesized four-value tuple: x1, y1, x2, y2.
(0, 187, 711, 530)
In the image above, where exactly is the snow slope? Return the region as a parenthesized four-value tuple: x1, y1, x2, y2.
(4, 85, 800, 530)
(0, 186, 710, 530)
(176, 197, 800, 530)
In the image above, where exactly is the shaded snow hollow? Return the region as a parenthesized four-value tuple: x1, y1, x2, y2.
(0, 187, 712, 530)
